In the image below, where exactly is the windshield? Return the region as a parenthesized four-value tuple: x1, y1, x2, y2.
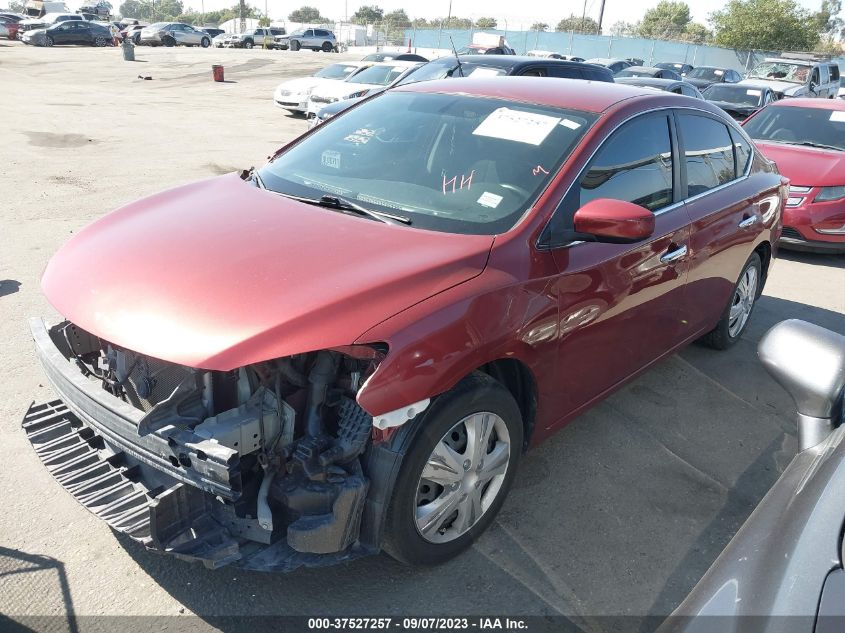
(289, 29, 304, 36)
(747, 62, 809, 84)
(657, 63, 683, 70)
(705, 85, 763, 106)
(258, 92, 596, 235)
(744, 106, 845, 151)
(347, 64, 411, 86)
(146, 22, 168, 29)
(686, 67, 725, 80)
(315, 63, 362, 80)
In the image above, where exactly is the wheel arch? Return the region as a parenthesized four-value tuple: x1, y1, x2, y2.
(754, 240, 772, 295)
(476, 358, 538, 451)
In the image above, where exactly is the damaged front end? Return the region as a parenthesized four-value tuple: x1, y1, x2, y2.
(25, 318, 401, 571)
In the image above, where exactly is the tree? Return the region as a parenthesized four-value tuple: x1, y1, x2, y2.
(609, 20, 637, 36)
(411, 17, 429, 27)
(813, 0, 844, 39)
(710, 0, 821, 50)
(351, 5, 383, 24)
(436, 16, 473, 28)
(555, 14, 600, 33)
(637, 1, 692, 39)
(531, 22, 549, 31)
(384, 9, 410, 27)
(680, 22, 712, 42)
(7, 0, 24, 11)
(157, 0, 183, 19)
(475, 17, 497, 28)
(288, 5, 328, 22)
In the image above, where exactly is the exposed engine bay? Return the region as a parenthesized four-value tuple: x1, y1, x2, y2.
(25, 319, 399, 570)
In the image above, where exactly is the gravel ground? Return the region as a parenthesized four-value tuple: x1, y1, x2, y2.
(1, 41, 844, 632)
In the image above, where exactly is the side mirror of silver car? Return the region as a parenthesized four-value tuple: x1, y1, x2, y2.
(759, 319, 845, 450)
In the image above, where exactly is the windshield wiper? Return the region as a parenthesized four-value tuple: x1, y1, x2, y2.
(274, 191, 411, 225)
(773, 140, 843, 151)
(318, 195, 412, 225)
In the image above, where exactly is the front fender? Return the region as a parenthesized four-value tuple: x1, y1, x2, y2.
(354, 267, 558, 424)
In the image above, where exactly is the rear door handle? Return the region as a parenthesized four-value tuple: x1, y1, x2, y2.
(660, 245, 688, 264)
(739, 215, 759, 228)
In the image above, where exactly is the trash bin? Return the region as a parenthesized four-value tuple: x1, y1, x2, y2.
(212, 64, 224, 82)
(121, 38, 135, 62)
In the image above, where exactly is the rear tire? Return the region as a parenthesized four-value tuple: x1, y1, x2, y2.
(699, 252, 762, 350)
(290, 39, 300, 51)
(382, 373, 523, 566)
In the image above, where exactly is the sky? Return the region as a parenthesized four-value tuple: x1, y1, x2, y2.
(174, 0, 829, 30)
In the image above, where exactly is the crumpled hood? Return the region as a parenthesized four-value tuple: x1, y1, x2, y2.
(754, 141, 845, 187)
(42, 174, 494, 370)
(739, 79, 805, 96)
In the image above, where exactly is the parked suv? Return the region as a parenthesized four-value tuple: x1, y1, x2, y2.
(274, 27, 336, 51)
(223, 27, 284, 48)
(139, 22, 211, 47)
(741, 57, 841, 99)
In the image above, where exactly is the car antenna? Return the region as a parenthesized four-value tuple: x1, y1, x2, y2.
(449, 36, 465, 77)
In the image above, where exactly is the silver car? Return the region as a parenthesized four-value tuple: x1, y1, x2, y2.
(139, 22, 211, 47)
(274, 27, 336, 52)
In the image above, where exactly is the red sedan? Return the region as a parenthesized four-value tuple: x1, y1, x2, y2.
(26, 78, 784, 570)
(743, 98, 845, 253)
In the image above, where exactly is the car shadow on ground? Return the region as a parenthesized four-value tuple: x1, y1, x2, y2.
(777, 249, 845, 269)
(113, 296, 845, 631)
(0, 279, 21, 297)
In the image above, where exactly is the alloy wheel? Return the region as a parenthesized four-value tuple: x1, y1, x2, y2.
(728, 265, 758, 337)
(414, 412, 511, 544)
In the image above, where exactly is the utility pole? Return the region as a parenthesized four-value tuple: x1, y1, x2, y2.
(597, 0, 606, 34)
(580, 0, 587, 31)
(239, 0, 246, 33)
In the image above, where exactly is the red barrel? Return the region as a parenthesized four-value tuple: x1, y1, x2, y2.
(212, 64, 224, 82)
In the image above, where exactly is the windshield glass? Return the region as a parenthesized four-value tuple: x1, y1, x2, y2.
(686, 67, 725, 80)
(290, 29, 304, 36)
(747, 61, 809, 84)
(705, 85, 762, 106)
(346, 64, 411, 86)
(744, 106, 845, 151)
(146, 22, 168, 29)
(316, 63, 361, 80)
(259, 92, 596, 235)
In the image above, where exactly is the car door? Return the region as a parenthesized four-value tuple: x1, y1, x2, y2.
(50, 23, 70, 43)
(301, 28, 314, 47)
(542, 112, 692, 419)
(183, 24, 200, 44)
(674, 111, 768, 336)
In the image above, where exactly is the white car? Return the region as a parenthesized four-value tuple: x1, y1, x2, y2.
(306, 61, 423, 116)
(273, 62, 373, 114)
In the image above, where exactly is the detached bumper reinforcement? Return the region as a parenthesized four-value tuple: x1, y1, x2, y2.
(23, 400, 372, 571)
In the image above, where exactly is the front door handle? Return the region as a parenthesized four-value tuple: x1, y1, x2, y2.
(739, 215, 759, 229)
(660, 245, 688, 264)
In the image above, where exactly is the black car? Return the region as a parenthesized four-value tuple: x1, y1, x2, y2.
(23, 19, 112, 46)
(361, 52, 429, 62)
(457, 43, 516, 55)
(310, 55, 614, 125)
(684, 65, 743, 89)
(615, 65, 683, 80)
(614, 76, 703, 98)
(655, 61, 693, 76)
(702, 83, 777, 121)
(202, 27, 224, 38)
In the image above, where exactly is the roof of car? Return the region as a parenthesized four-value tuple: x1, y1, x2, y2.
(694, 65, 730, 70)
(615, 77, 684, 87)
(366, 60, 423, 68)
(428, 54, 603, 69)
(767, 97, 845, 111)
(623, 66, 662, 72)
(586, 57, 628, 64)
(394, 76, 674, 113)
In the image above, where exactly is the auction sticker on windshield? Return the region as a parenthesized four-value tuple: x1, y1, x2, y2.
(831, 111, 845, 123)
(473, 107, 560, 145)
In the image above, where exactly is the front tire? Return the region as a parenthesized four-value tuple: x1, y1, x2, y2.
(200, 37, 209, 48)
(321, 41, 332, 52)
(290, 39, 300, 51)
(244, 39, 253, 49)
(699, 252, 762, 350)
(163, 36, 175, 47)
(44, 36, 53, 47)
(383, 373, 523, 566)
(94, 35, 107, 47)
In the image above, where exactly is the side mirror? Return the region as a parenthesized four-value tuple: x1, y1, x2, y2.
(809, 81, 817, 93)
(758, 319, 845, 450)
(573, 198, 656, 243)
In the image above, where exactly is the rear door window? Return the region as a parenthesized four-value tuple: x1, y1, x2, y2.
(677, 113, 736, 197)
(730, 129, 753, 177)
